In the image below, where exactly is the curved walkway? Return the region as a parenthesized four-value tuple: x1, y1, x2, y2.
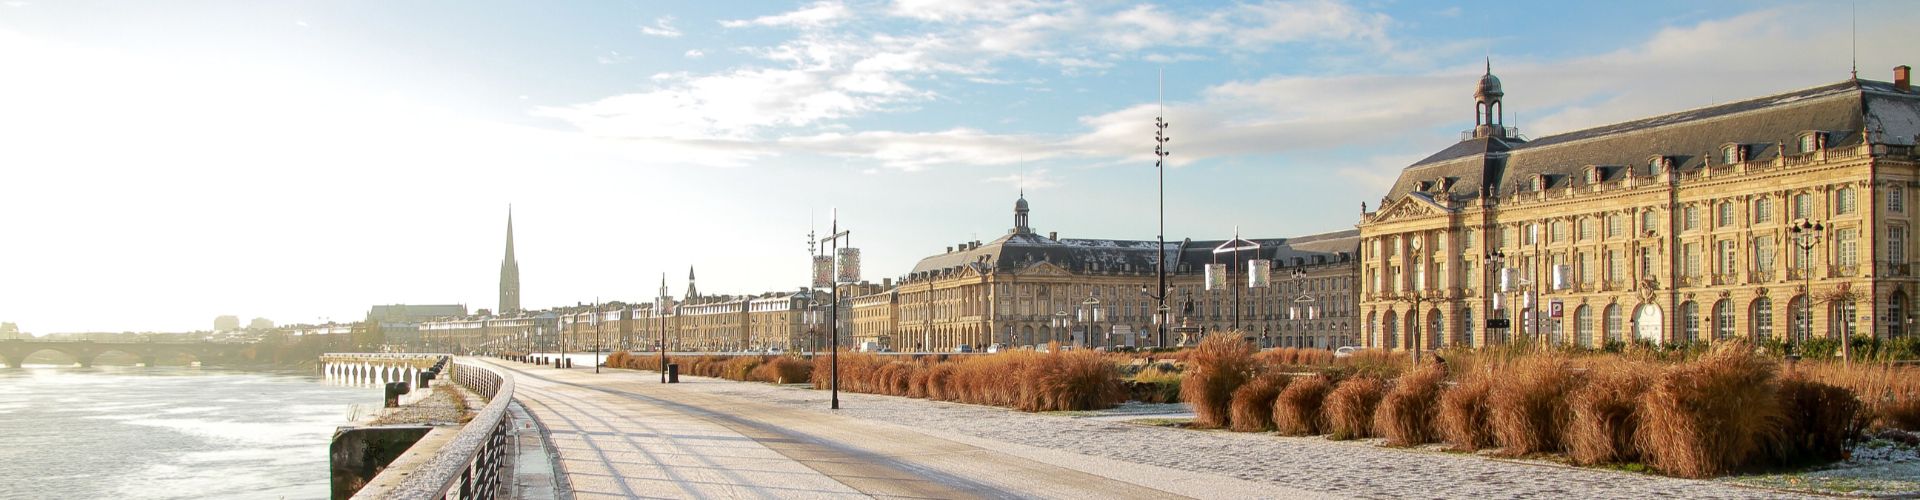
(492, 359, 1807, 499)
(491, 359, 1306, 499)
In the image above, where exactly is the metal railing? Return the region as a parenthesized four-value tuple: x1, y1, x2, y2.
(376, 359, 514, 500)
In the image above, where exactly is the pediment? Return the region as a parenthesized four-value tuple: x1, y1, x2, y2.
(1019, 261, 1072, 276)
(1371, 193, 1451, 223)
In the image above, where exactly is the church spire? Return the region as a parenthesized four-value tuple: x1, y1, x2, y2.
(498, 206, 521, 314)
(684, 266, 699, 300)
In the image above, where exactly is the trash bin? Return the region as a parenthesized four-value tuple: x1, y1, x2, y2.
(667, 363, 680, 383)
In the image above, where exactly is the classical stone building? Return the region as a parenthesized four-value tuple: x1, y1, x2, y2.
(1358, 66, 1920, 352)
(849, 286, 901, 349)
(898, 194, 1359, 352)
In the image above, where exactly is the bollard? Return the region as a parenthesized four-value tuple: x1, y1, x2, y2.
(384, 381, 410, 408)
(420, 369, 437, 389)
(667, 363, 680, 383)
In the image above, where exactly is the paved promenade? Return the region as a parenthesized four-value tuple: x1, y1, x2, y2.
(486, 358, 1809, 499)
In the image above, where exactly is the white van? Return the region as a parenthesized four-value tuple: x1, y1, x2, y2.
(858, 341, 881, 353)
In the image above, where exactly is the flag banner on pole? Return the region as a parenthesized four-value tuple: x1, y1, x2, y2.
(1248, 259, 1271, 288)
(813, 256, 833, 288)
(1205, 263, 1227, 290)
(836, 248, 861, 283)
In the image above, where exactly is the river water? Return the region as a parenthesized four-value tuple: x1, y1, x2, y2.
(0, 365, 381, 500)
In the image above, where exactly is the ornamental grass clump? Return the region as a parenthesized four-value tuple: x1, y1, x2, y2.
(1635, 342, 1783, 478)
(1799, 362, 1920, 431)
(1255, 347, 1335, 367)
(1274, 374, 1334, 436)
(1228, 372, 1292, 432)
(1180, 333, 1258, 428)
(1438, 372, 1497, 451)
(749, 356, 812, 384)
(1375, 365, 1446, 447)
(1020, 349, 1126, 412)
(1324, 376, 1386, 440)
(1565, 359, 1652, 465)
(1487, 354, 1583, 456)
(1770, 373, 1862, 465)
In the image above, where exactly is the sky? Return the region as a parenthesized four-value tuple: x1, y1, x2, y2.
(2, 0, 1918, 333)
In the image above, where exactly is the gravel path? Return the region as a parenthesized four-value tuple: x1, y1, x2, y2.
(656, 375, 1810, 499)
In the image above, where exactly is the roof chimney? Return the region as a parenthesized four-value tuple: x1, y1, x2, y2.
(1898, 65, 1912, 92)
(1048, 231, 1058, 240)
(946, 246, 954, 253)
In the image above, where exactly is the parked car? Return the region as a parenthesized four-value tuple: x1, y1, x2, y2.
(986, 343, 1005, 353)
(764, 347, 784, 355)
(954, 344, 974, 353)
(858, 341, 880, 353)
(1334, 346, 1362, 358)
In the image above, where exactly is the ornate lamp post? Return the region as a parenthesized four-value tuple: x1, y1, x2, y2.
(1051, 311, 1070, 348)
(1790, 219, 1825, 361)
(1079, 296, 1104, 349)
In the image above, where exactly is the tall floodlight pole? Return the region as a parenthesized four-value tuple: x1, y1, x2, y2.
(659, 272, 670, 383)
(816, 210, 852, 410)
(594, 297, 602, 374)
(1146, 69, 1173, 348)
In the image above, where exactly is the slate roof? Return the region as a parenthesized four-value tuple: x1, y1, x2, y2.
(1384, 78, 1920, 203)
(904, 225, 1357, 282)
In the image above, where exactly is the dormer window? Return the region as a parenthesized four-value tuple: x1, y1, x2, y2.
(1799, 131, 1826, 153)
(1532, 174, 1548, 192)
(1647, 156, 1667, 175)
(1721, 143, 1746, 164)
(1585, 165, 1601, 184)
(1417, 181, 1434, 192)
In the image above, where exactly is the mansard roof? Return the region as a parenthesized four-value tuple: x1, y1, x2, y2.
(904, 228, 1358, 282)
(1384, 78, 1920, 204)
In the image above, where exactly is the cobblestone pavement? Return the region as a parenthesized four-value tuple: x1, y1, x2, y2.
(492, 359, 1307, 499)
(648, 372, 1814, 500)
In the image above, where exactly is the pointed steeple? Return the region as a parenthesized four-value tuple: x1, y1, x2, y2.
(684, 266, 699, 301)
(498, 206, 521, 314)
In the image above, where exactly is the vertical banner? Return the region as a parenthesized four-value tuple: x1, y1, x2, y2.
(1247, 259, 1271, 288)
(813, 256, 833, 288)
(1204, 263, 1227, 290)
(836, 248, 861, 283)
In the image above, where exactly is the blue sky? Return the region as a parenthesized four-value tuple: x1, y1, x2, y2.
(2, 0, 1916, 333)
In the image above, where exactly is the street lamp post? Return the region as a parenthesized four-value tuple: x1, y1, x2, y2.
(593, 298, 602, 374)
(815, 209, 852, 410)
(1148, 85, 1173, 349)
(1051, 311, 1070, 347)
(1790, 219, 1826, 362)
(1079, 296, 1104, 349)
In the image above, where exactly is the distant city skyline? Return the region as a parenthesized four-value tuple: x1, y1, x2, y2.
(2, 1, 1917, 333)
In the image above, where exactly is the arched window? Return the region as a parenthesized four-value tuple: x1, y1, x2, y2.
(1752, 297, 1773, 341)
(1383, 313, 1398, 349)
(1575, 305, 1594, 348)
(1461, 308, 1475, 348)
(1682, 301, 1701, 344)
(1714, 299, 1734, 339)
(1891, 292, 1910, 339)
(1604, 304, 1624, 344)
(1789, 295, 1811, 343)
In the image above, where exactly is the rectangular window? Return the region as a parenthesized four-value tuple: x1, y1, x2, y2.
(1578, 252, 1594, 284)
(1795, 194, 1813, 220)
(1755, 236, 1776, 273)
(1892, 227, 1907, 264)
(1838, 228, 1859, 267)
(1683, 206, 1701, 231)
(1642, 210, 1658, 233)
(1893, 186, 1906, 213)
(1579, 218, 1594, 240)
(1463, 228, 1476, 248)
(1640, 248, 1656, 277)
(1551, 221, 1566, 242)
(1683, 243, 1701, 277)
(1607, 215, 1624, 238)
(1718, 203, 1734, 228)
(1718, 240, 1737, 275)
(1838, 189, 1857, 215)
(1755, 198, 1774, 224)
(1607, 250, 1625, 282)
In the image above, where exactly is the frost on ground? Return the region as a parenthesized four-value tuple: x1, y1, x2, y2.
(1723, 431, 1920, 497)
(663, 374, 1821, 499)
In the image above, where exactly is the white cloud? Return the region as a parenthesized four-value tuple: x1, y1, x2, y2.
(779, 128, 1057, 171)
(684, 49, 705, 59)
(640, 16, 682, 38)
(721, 1, 851, 29)
(596, 50, 631, 65)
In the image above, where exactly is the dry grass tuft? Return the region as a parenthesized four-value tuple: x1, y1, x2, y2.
(1635, 342, 1783, 478)
(1438, 372, 1497, 451)
(1565, 358, 1652, 465)
(1274, 374, 1333, 436)
(1771, 373, 1863, 465)
(1229, 372, 1292, 432)
(1180, 333, 1258, 428)
(1324, 376, 1386, 440)
(1375, 365, 1446, 446)
(1488, 354, 1583, 456)
(1797, 362, 1920, 432)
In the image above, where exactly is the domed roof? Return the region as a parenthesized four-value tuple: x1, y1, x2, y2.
(1475, 60, 1503, 100)
(1015, 195, 1029, 211)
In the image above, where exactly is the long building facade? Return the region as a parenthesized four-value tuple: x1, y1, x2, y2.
(895, 195, 1360, 352)
(1358, 66, 1920, 352)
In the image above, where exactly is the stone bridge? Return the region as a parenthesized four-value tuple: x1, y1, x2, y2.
(0, 339, 251, 368)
